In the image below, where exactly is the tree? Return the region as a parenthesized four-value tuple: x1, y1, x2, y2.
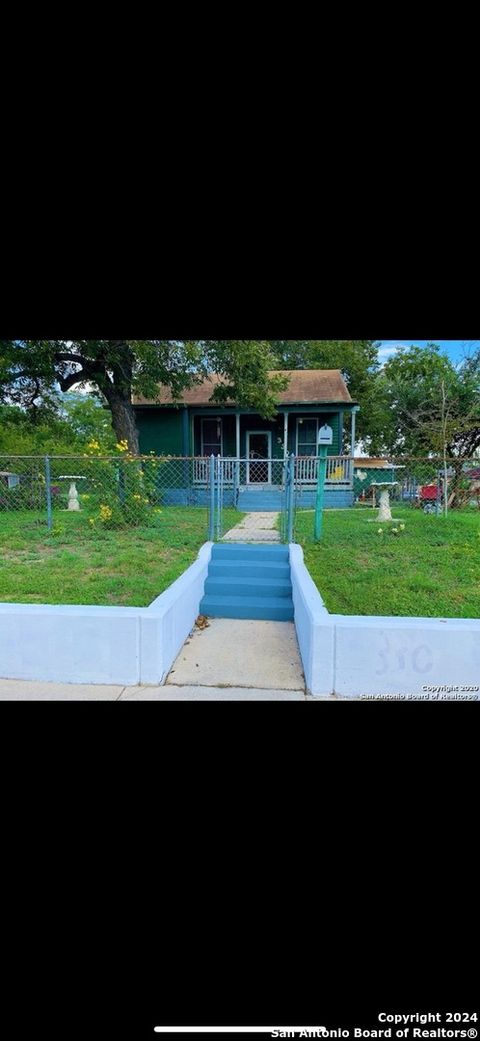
(378, 344, 480, 455)
(377, 344, 480, 509)
(271, 340, 381, 449)
(0, 394, 117, 456)
(61, 395, 118, 452)
(0, 341, 288, 453)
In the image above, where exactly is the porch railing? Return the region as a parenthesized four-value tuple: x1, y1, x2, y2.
(193, 456, 354, 486)
(193, 458, 237, 484)
(295, 455, 353, 485)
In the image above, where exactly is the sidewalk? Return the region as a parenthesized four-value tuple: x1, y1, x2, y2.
(0, 679, 309, 700)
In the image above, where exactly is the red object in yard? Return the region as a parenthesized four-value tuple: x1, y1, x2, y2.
(419, 484, 438, 501)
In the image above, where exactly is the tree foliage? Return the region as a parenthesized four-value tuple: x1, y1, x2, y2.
(377, 344, 480, 458)
(0, 341, 287, 452)
(0, 394, 117, 456)
(271, 340, 381, 447)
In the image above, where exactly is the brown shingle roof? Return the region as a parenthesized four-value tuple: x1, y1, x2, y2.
(133, 370, 354, 407)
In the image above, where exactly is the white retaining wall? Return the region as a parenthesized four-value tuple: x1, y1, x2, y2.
(0, 543, 213, 686)
(289, 545, 334, 697)
(290, 544, 480, 698)
(140, 542, 213, 685)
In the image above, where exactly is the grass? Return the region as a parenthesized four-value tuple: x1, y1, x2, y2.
(0, 507, 243, 607)
(294, 504, 480, 618)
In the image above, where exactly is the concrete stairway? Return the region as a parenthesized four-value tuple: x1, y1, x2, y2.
(200, 544, 294, 621)
(237, 488, 283, 511)
(237, 487, 355, 510)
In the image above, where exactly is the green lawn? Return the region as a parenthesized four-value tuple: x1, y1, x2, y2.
(294, 505, 480, 618)
(0, 508, 242, 607)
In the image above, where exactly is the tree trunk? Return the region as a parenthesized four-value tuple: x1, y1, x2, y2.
(105, 390, 140, 454)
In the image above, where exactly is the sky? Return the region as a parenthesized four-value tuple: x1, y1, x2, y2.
(377, 340, 477, 365)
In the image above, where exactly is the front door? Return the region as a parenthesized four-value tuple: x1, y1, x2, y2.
(246, 432, 271, 483)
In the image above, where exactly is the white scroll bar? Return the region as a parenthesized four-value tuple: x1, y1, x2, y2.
(154, 1029, 327, 1034)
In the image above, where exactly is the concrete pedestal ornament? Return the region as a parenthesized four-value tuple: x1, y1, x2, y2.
(58, 476, 86, 511)
(369, 482, 399, 523)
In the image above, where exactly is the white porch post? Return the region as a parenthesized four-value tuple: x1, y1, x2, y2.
(351, 409, 357, 457)
(351, 408, 357, 486)
(236, 412, 241, 459)
(284, 411, 289, 461)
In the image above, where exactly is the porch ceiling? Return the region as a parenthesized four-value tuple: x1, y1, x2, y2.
(187, 404, 350, 414)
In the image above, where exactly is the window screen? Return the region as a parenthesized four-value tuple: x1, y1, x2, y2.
(297, 419, 318, 455)
(202, 418, 222, 456)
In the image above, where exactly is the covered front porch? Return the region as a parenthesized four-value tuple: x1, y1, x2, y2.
(190, 407, 357, 490)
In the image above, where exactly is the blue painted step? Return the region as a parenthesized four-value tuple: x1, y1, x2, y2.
(208, 561, 291, 580)
(204, 576, 292, 598)
(200, 594, 294, 622)
(212, 544, 288, 559)
(200, 543, 294, 621)
(237, 495, 283, 511)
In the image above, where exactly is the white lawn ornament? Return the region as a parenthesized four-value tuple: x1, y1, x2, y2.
(369, 481, 399, 523)
(58, 475, 86, 511)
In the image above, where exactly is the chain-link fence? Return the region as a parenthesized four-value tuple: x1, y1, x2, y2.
(2, 453, 477, 545)
(0, 454, 296, 543)
(0, 455, 223, 537)
(354, 456, 480, 513)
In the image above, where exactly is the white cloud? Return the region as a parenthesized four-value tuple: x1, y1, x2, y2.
(377, 343, 406, 361)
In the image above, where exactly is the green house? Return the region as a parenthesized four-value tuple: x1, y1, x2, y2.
(133, 369, 359, 509)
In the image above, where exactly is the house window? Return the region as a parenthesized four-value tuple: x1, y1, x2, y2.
(201, 417, 223, 457)
(296, 418, 319, 456)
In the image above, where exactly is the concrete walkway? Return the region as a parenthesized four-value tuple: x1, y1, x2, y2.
(166, 618, 304, 690)
(123, 685, 307, 700)
(0, 679, 310, 700)
(222, 511, 280, 542)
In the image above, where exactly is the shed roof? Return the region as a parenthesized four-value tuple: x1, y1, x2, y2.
(354, 458, 393, 469)
(133, 369, 354, 407)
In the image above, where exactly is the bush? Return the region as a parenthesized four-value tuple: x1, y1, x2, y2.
(1, 481, 45, 510)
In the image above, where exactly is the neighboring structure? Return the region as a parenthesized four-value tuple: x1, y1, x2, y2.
(0, 471, 20, 489)
(353, 458, 397, 501)
(133, 370, 359, 509)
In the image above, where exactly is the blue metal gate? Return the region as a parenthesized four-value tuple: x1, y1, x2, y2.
(209, 454, 297, 543)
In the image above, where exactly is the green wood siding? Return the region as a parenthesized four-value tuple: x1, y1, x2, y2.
(136, 409, 184, 456)
(136, 406, 345, 459)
